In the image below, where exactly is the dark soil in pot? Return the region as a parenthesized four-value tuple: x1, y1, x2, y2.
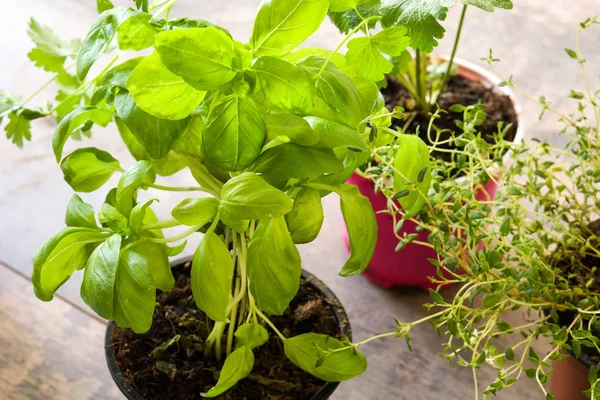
(106, 259, 351, 400)
(382, 74, 519, 166)
(549, 219, 600, 368)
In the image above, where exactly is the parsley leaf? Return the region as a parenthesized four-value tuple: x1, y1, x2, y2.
(27, 19, 80, 73)
(452, 0, 513, 12)
(346, 27, 410, 81)
(380, 0, 448, 53)
(5, 112, 32, 148)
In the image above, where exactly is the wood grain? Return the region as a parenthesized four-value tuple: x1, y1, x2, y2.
(0, 263, 120, 400)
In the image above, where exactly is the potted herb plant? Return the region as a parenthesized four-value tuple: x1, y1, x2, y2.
(328, 0, 522, 289)
(0, 0, 438, 397)
(359, 16, 600, 399)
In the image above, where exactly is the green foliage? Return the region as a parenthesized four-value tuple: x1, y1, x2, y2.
(286, 187, 324, 244)
(60, 148, 122, 192)
(284, 333, 368, 381)
(393, 134, 432, 218)
(247, 217, 302, 315)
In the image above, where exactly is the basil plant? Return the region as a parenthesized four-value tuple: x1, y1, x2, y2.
(0, 0, 454, 395)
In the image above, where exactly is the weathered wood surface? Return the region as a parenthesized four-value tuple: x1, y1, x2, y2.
(0, 262, 121, 399)
(0, 0, 599, 399)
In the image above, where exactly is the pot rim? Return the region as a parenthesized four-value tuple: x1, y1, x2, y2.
(438, 56, 525, 185)
(105, 257, 352, 400)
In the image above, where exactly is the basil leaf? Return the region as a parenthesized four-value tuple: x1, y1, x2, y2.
(116, 160, 153, 217)
(172, 197, 219, 227)
(127, 52, 206, 120)
(284, 333, 367, 381)
(115, 117, 186, 177)
(264, 113, 318, 147)
(191, 231, 233, 322)
(286, 187, 323, 244)
(203, 95, 266, 172)
(129, 198, 156, 236)
(251, 56, 314, 113)
(115, 91, 191, 159)
(247, 216, 301, 315)
(173, 115, 204, 157)
(99, 203, 129, 233)
(155, 27, 237, 90)
(131, 241, 175, 292)
(202, 346, 254, 398)
(309, 183, 377, 277)
(32, 228, 108, 301)
(251, 144, 343, 189)
(76, 7, 137, 80)
(250, 0, 329, 56)
(53, 106, 113, 161)
(220, 210, 250, 234)
(117, 13, 157, 51)
(313, 147, 370, 188)
(60, 147, 122, 192)
(102, 57, 143, 89)
(304, 116, 369, 151)
(234, 323, 269, 350)
(219, 172, 292, 220)
(97, 0, 114, 13)
(111, 249, 156, 333)
(299, 56, 370, 128)
(65, 195, 98, 229)
(80, 233, 121, 318)
(393, 134, 431, 218)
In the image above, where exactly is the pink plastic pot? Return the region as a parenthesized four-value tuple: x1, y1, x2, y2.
(344, 58, 524, 290)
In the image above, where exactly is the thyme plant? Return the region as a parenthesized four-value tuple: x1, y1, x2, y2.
(356, 16, 600, 400)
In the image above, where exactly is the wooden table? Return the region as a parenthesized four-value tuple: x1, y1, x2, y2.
(1, 0, 599, 399)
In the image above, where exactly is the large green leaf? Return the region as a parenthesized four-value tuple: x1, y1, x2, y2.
(80, 234, 122, 319)
(380, 0, 448, 53)
(251, 56, 314, 113)
(65, 195, 97, 229)
(111, 249, 156, 333)
(155, 27, 237, 90)
(115, 91, 190, 159)
(313, 147, 370, 188)
(219, 172, 292, 220)
(127, 52, 206, 120)
(32, 228, 109, 301)
(309, 183, 377, 276)
(263, 112, 318, 147)
(251, 143, 343, 189)
(81, 236, 156, 333)
(76, 7, 137, 79)
(284, 333, 367, 381)
(203, 95, 266, 172)
(286, 187, 323, 244)
(172, 197, 219, 226)
(60, 147, 122, 193)
(304, 117, 369, 151)
(250, 0, 329, 56)
(131, 241, 175, 292)
(52, 106, 113, 161)
(191, 231, 233, 322)
(346, 27, 410, 82)
(393, 134, 432, 219)
(117, 13, 157, 51)
(115, 160, 153, 217)
(202, 346, 254, 398)
(299, 56, 370, 128)
(247, 217, 301, 315)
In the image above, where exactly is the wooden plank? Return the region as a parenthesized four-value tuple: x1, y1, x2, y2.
(0, 263, 121, 400)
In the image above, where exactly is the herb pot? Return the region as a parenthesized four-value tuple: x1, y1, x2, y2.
(344, 57, 524, 290)
(105, 258, 351, 400)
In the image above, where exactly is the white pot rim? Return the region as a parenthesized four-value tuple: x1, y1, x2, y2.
(440, 57, 524, 184)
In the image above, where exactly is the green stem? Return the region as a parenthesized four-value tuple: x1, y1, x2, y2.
(433, 4, 467, 106)
(255, 308, 286, 341)
(141, 217, 181, 231)
(143, 182, 215, 194)
(148, 223, 203, 244)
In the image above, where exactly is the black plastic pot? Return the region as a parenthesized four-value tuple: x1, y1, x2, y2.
(105, 257, 352, 400)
